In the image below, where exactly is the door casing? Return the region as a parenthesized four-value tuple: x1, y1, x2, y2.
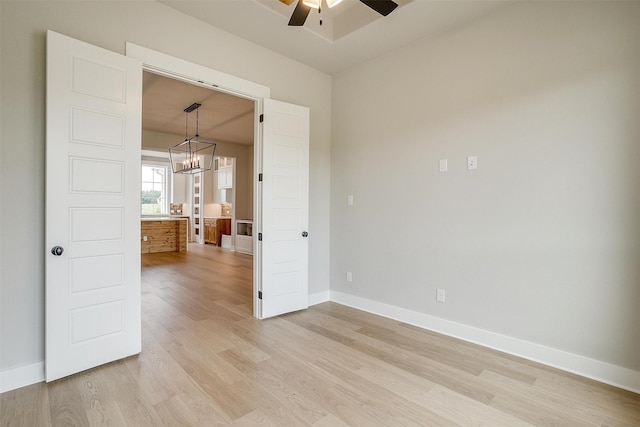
(125, 44, 271, 318)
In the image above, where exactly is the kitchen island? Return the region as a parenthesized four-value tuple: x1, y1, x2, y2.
(140, 217, 188, 253)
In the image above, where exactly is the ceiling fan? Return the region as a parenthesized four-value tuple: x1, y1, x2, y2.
(279, 0, 399, 26)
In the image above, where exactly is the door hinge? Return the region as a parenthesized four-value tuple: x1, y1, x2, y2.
(258, 233, 262, 241)
(259, 114, 264, 123)
(258, 291, 263, 300)
(258, 173, 263, 182)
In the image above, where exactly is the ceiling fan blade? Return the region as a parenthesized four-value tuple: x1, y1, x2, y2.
(288, 0, 311, 26)
(359, 0, 398, 17)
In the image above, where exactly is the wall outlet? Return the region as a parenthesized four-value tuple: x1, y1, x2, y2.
(436, 288, 446, 303)
(143, 235, 148, 242)
(346, 271, 353, 283)
(347, 195, 354, 206)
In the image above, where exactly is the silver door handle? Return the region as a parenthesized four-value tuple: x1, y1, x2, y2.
(51, 246, 64, 256)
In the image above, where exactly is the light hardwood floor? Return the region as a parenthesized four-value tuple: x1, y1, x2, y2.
(2, 245, 639, 426)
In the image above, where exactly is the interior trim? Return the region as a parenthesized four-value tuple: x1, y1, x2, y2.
(0, 362, 45, 394)
(309, 290, 331, 306)
(125, 43, 270, 101)
(330, 290, 640, 394)
(125, 42, 269, 319)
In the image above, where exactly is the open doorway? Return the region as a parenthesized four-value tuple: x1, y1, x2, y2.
(139, 70, 255, 311)
(128, 41, 311, 320)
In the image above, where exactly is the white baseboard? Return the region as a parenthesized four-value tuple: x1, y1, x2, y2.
(309, 290, 330, 307)
(0, 292, 330, 394)
(330, 291, 640, 394)
(0, 361, 45, 394)
(4, 292, 637, 395)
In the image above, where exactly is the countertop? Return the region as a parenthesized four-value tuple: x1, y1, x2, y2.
(141, 217, 188, 221)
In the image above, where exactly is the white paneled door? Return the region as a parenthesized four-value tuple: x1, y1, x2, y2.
(46, 31, 142, 381)
(260, 99, 310, 318)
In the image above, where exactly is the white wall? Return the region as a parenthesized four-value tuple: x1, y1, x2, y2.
(0, 0, 331, 373)
(331, 0, 640, 376)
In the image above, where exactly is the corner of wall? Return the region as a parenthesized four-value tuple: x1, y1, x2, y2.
(309, 290, 330, 307)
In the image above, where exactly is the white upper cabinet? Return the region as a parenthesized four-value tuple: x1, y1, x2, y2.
(217, 165, 233, 189)
(216, 157, 233, 191)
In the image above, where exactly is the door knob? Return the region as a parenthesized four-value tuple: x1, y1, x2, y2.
(51, 246, 64, 256)
(302, 231, 308, 237)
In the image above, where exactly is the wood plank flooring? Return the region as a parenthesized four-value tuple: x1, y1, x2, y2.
(2, 244, 639, 426)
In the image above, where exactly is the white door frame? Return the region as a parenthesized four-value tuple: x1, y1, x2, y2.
(126, 44, 269, 318)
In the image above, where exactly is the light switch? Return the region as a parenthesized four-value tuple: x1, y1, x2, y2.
(439, 159, 448, 172)
(467, 156, 478, 170)
(347, 195, 354, 206)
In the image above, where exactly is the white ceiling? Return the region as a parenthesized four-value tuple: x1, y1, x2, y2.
(144, 0, 510, 144)
(158, 0, 510, 75)
(142, 71, 255, 145)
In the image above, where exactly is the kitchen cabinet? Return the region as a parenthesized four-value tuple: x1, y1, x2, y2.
(216, 218, 231, 246)
(216, 156, 233, 189)
(204, 218, 217, 245)
(217, 165, 233, 189)
(204, 217, 231, 246)
(236, 220, 253, 255)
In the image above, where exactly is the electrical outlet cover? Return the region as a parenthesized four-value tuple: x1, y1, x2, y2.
(467, 156, 478, 170)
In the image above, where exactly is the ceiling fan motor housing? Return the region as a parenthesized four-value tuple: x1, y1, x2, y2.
(282, 0, 399, 27)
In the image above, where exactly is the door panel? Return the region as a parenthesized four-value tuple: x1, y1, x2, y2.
(69, 254, 124, 293)
(46, 31, 142, 382)
(260, 99, 310, 318)
(71, 107, 125, 147)
(70, 157, 124, 194)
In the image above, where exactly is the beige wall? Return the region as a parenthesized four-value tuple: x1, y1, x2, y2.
(331, 1, 640, 372)
(0, 0, 331, 371)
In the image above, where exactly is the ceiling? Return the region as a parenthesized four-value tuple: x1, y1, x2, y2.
(158, 0, 510, 75)
(142, 71, 255, 145)
(144, 0, 510, 145)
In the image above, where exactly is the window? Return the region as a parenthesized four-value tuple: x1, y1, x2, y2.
(141, 164, 169, 215)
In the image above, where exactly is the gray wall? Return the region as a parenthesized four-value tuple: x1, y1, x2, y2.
(0, 0, 331, 372)
(3, 0, 638, 385)
(331, 1, 640, 371)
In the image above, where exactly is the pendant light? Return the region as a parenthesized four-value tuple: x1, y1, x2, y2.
(169, 102, 216, 174)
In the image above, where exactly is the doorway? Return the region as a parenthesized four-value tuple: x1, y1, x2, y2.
(125, 43, 270, 317)
(128, 42, 312, 321)
(140, 70, 256, 311)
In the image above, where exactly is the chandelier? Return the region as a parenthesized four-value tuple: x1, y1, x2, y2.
(169, 102, 216, 174)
